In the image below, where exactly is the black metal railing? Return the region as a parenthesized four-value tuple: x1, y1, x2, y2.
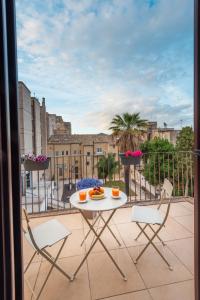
(21, 151, 194, 214)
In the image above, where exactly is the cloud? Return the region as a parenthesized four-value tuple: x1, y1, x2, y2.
(16, 0, 194, 133)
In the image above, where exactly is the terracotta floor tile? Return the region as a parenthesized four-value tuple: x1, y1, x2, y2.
(149, 280, 194, 300)
(103, 290, 152, 300)
(46, 228, 86, 258)
(113, 207, 132, 224)
(81, 211, 116, 232)
(181, 202, 194, 212)
(167, 238, 194, 274)
(128, 245, 193, 288)
(159, 216, 193, 241)
(33, 256, 91, 300)
(24, 261, 42, 300)
(55, 212, 83, 230)
(23, 236, 41, 265)
(173, 215, 194, 233)
(87, 248, 145, 299)
(160, 202, 193, 217)
(83, 224, 125, 253)
(116, 222, 161, 248)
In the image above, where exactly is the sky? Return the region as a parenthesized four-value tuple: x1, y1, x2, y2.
(16, 0, 194, 134)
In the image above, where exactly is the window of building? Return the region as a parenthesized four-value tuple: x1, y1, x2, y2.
(74, 150, 77, 154)
(75, 160, 78, 164)
(55, 151, 59, 156)
(59, 167, 63, 177)
(87, 152, 90, 156)
(96, 147, 102, 153)
(62, 151, 64, 156)
(86, 161, 90, 166)
(66, 150, 68, 155)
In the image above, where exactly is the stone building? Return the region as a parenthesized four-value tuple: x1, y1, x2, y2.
(147, 122, 180, 145)
(47, 133, 118, 179)
(18, 81, 33, 154)
(31, 97, 42, 155)
(40, 98, 48, 154)
(47, 114, 71, 137)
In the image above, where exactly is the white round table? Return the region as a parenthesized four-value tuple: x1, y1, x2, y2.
(69, 187, 128, 281)
(69, 187, 127, 211)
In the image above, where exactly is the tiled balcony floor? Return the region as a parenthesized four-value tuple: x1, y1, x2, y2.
(24, 201, 194, 300)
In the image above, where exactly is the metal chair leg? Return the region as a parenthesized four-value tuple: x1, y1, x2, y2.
(148, 224, 166, 246)
(134, 223, 172, 270)
(36, 238, 71, 300)
(134, 224, 148, 241)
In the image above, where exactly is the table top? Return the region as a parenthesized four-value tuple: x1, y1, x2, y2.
(69, 187, 127, 211)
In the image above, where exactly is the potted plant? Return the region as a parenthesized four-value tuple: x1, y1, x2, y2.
(23, 154, 50, 171)
(119, 150, 143, 166)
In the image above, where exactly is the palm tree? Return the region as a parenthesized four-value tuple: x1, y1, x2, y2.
(109, 113, 148, 195)
(97, 154, 119, 183)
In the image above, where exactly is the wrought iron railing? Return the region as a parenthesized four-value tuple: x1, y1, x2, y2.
(21, 151, 194, 214)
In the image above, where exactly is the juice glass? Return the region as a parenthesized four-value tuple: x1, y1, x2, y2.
(112, 186, 120, 197)
(79, 191, 87, 201)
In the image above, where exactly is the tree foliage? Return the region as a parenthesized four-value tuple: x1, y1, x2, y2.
(97, 154, 119, 182)
(176, 126, 194, 152)
(140, 138, 175, 185)
(109, 112, 148, 152)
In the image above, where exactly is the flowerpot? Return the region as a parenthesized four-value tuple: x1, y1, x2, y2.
(119, 153, 141, 166)
(23, 158, 50, 171)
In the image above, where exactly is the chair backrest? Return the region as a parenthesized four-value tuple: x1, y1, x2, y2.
(22, 208, 40, 251)
(158, 178, 173, 210)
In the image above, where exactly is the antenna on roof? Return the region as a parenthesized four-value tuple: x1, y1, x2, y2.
(163, 122, 167, 128)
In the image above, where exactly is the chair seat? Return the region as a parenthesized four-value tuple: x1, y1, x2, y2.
(131, 206, 164, 225)
(25, 219, 71, 250)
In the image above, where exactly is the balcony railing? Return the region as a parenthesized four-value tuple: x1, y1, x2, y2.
(21, 151, 194, 214)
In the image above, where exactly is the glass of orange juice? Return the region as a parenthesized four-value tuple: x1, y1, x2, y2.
(79, 191, 87, 201)
(112, 186, 120, 197)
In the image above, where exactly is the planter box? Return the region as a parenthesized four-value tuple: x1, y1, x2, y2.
(23, 158, 50, 171)
(119, 153, 141, 166)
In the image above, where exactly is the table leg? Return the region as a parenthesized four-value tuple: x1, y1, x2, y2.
(80, 213, 101, 246)
(72, 210, 127, 281)
(99, 213, 121, 246)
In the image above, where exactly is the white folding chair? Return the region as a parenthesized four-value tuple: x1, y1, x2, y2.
(131, 178, 173, 270)
(23, 209, 72, 299)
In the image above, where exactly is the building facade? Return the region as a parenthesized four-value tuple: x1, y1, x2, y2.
(47, 114, 71, 137)
(147, 122, 180, 145)
(31, 97, 42, 155)
(47, 134, 118, 179)
(18, 81, 33, 154)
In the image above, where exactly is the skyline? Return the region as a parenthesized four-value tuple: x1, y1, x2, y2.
(16, 0, 194, 134)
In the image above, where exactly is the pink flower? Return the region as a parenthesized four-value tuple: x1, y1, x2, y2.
(26, 154, 48, 163)
(125, 150, 132, 157)
(124, 150, 143, 157)
(132, 150, 143, 157)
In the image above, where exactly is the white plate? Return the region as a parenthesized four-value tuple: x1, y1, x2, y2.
(78, 200, 88, 204)
(111, 195, 121, 199)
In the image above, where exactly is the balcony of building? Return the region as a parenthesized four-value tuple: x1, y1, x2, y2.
(22, 151, 194, 300)
(24, 200, 194, 300)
